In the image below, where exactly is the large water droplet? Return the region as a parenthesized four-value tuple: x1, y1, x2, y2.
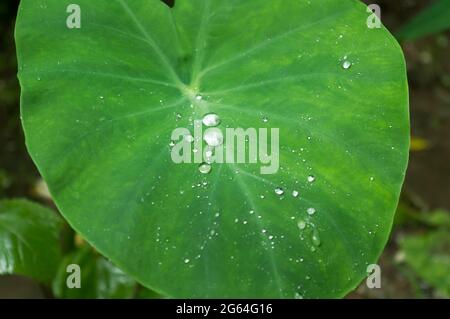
(274, 187, 284, 196)
(202, 113, 221, 127)
(311, 230, 321, 247)
(203, 128, 223, 147)
(342, 60, 352, 69)
(198, 163, 212, 174)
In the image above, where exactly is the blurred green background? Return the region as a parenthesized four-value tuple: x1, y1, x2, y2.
(0, 0, 449, 298)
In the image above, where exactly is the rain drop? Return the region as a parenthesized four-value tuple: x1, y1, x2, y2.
(185, 134, 194, 143)
(311, 230, 321, 247)
(202, 113, 221, 127)
(297, 220, 307, 230)
(292, 190, 299, 198)
(274, 187, 284, 196)
(307, 207, 316, 215)
(184, 258, 190, 264)
(307, 175, 316, 183)
(198, 163, 212, 174)
(342, 60, 352, 70)
(203, 128, 223, 147)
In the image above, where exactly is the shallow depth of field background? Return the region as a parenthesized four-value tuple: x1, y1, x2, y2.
(1, 0, 449, 298)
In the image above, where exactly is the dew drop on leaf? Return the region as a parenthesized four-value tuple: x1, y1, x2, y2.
(307, 175, 316, 183)
(307, 207, 316, 215)
(342, 60, 352, 69)
(185, 134, 194, 143)
(312, 229, 321, 247)
(298, 220, 307, 230)
(203, 128, 223, 147)
(274, 187, 284, 195)
(198, 163, 212, 174)
(202, 113, 221, 127)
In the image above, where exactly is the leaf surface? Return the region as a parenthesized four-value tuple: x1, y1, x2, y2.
(16, 0, 409, 297)
(0, 199, 62, 283)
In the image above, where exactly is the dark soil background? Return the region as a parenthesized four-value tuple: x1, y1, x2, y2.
(1, 0, 449, 298)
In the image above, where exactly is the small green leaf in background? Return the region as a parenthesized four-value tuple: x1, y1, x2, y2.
(400, 230, 450, 297)
(52, 245, 136, 299)
(396, 0, 450, 41)
(0, 199, 62, 283)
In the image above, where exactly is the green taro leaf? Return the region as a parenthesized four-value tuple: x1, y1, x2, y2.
(52, 245, 136, 298)
(0, 199, 62, 283)
(15, 0, 409, 298)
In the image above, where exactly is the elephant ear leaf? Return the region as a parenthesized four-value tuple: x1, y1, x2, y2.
(15, 0, 409, 298)
(0, 199, 62, 283)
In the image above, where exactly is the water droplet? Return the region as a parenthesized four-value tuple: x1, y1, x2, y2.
(307, 207, 316, 215)
(176, 113, 182, 120)
(184, 258, 190, 264)
(185, 134, 194, 143)
(198, 163, 212, 174)
(342, 60, 352, 69)
(297, 220, 307, 230)
(195, 94, 203, 101)
(249, 210, 254, 214)
(311, 230, 321, 247)
(99, 96, 104, 100)
(203, 128, 223, 147)
(294, 293, 303, 299)
(292, 190, 299, 198)
(262, 116, 269, 123)
(202, 113, 221, 127)
(307, 175, 316, 183)
(268, 235, 274, 240)
(274, 187, 284, 196)
(169, 141, 176, 147)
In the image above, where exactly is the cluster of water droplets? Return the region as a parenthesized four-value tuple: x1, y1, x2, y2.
(198, 112, 222, 174)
